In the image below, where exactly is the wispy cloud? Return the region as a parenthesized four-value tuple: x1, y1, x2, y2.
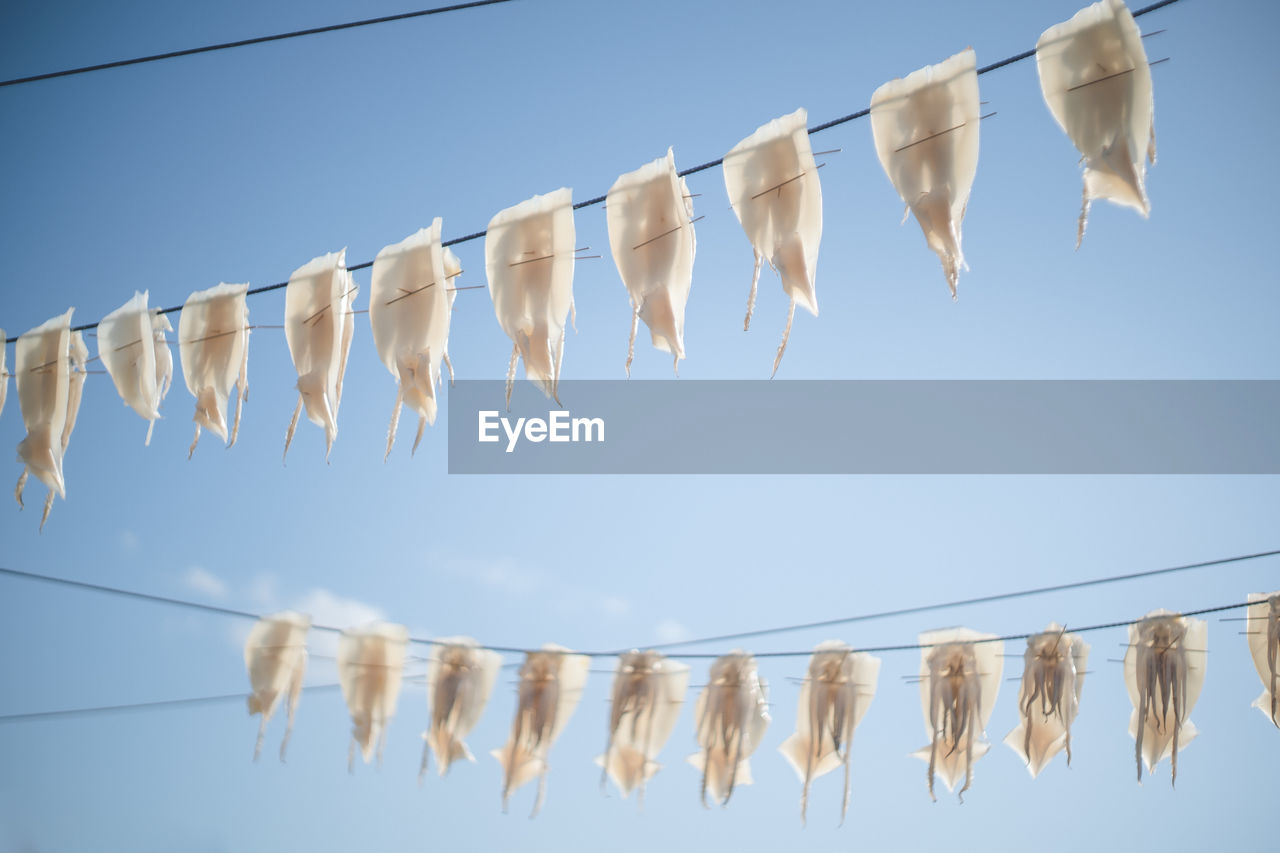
(654, 619, 690, 645)
(183, 566, 228, 600)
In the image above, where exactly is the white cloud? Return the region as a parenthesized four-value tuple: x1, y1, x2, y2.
(183, 566, 228, 600)
(117, 529, 139, 552)
(654, 619, 690, 644)
(290, 588, 388, 662)
(600, 595, 631, 617)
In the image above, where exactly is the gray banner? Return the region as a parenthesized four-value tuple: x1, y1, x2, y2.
(446, 380, 1280, 474)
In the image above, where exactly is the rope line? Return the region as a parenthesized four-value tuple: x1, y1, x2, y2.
(1, 0, 1184, 344)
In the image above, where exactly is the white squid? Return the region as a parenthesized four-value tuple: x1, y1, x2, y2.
(1003, 624, 1089, 777)
(420, 636, 502, 779)
(15, 310, 88, 531)
(1037, 0, 1156, 247)
(97, 291, 173, 445)
(244, 611, 311, 761)
(0, 327, 8, 421)
(178, 283, 249, 458)
(1123, 609, 1207, 785)
(485, 189, 576, 408)
(606, 149, 697, 376)
(871, 49, 981, 300)
(687, 650, 771, 808)
(596, 650, 690, 802)
(778, 641, 880, 824)
(283, 250, 358, 463)
(492, 644, 589, 817)
(911, 628, 1003, 801)
(369, 220, 462, 460)
(1245, 592, 1280, 729)
(336, 621, 409, 771)
(723, 109, 822, 376)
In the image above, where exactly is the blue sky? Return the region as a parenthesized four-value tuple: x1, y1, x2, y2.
(1, 0, 1278, 850)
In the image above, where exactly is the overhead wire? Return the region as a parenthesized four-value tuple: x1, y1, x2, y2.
(1, 0, 1184, 345)
(0, 0, 517, 89)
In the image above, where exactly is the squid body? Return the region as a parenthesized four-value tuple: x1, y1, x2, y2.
(1123, 609, 1207, 785)
(688, 650, 771, 807)
(337, 621, 409, 771)
(244, 611, 311, 761)
(596, 650, 690, 801)
(1246, 593, 1280, 729)
(1003, 624, 1089, 777)
(178, 283, 249, 458)
(421, 636, 502, 778)
(97, 290, 173, 445)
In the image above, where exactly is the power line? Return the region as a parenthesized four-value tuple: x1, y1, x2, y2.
(0, 0, 517, 89)
(1, 542, 1270, 659)
(1, 0, 1184, 345)
(0, 684, 341, 724)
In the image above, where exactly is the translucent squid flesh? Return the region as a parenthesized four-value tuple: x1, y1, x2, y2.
(336, 622, 409, 771)
(178, 283, 249, 458)
(491, 644, 589, 816)
(1037, 0, 1156, 247)
(283, 250, 358, 463)
(1002, 624, 1089, 777)
(871, 49, 981, 300)
(1246, 593, 1280, 729)
(911, 628, 1003, 801)
(420, 637, 502, 779)
(596, 650, 690, 802)
(722, 108, 822, 375)
(687, 650, 771, 807)
(97, 291, 173, 445)
(484, 189, 576, 408)
(370, 220, 461, 460)
(778, 641, 880, 824)
(244, 611, 311, 761)
(1123, 610, 1207, 785)
(0, 326, 8, 421)
(606, 149, 696, 376)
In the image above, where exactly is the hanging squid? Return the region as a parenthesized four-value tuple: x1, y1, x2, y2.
(1036, 0, 1156, 247)
(723, 109, 822, 376)
(420, 636, 503, 779)
(97, 291, 174, 445)
(687, 650, 771, 807)
(485, 189, 576, 408)
(283, 250, 358, 463)
(15, 310, 88, 531)
(1002, 624, 1089, 777)
(778, 641, 880, 824)
(370, 220, 462, 460)
(492, 643, 589, 816)
(596, 650, 690, 802)
(178, 283, 249, 458)
(0, 327, 8, 421)
(606, 149, 697, 376)
(1123, 609, 1207, 785)
(1246, 592, 1280, 729)
(870, 49, 981, 300)
(336, 621, 409, 771)
(244, 611, 311, 761)
(911, 628, 1003, 802)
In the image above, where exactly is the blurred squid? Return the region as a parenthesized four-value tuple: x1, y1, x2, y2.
(1003, 624, 1089, 777)
(778, 641, 880, 824)
(911, 628, 1003, 801)
(596, 650, 690, 802)
(1245, 593, 1280, 730)
(178, 282, 249, 458)
(420, 637, 502, 779)
(723, 108, 822, 376)
(97, 290, 173, 445)
(244, 611, 311, 761)
(687, 650, 771, 807)
(0, 326, 9, 421)
(337, 622, 409, 771)
(1123, 609, 1207, 785)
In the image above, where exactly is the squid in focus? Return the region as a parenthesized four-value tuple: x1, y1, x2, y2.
(911, 628, 1003, 801)
(870, 49, 981, 300)
(420, 636, 502, 779)
(1123, 609, 1207, 785)
(178, 283, 249, 458)
(687, 650, 771, 807)
(1036, 0, 1156, 247)
(485, 189, 576, 408)
(337, 621, 409, 771)
(283, 250, 358, 462)
(369, 220, 462, 460)
(244, 611, 311, 761)
(1002, 624, 1089, 777)
(97, 291, 174, 445)
(15, 310, 88, 530)
(1245, 592, 1280, 729)
(596, 650, 690, 802)
(722, 108, 822, 376)
(492, 644, 589, 816)
(606, 149, 696, 376)
(778, 641, 880, 824)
